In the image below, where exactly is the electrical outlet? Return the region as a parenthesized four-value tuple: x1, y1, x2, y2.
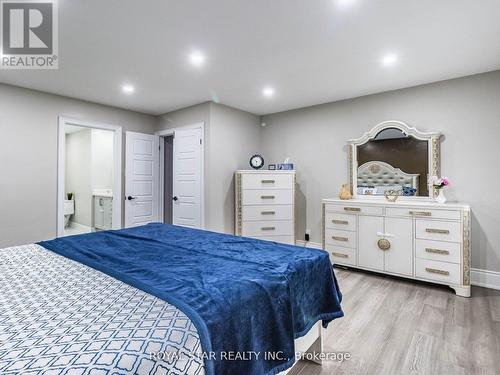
(304, 229, 311, 242)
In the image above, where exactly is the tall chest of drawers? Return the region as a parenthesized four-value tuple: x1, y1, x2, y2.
(322, 198, 471, 297)
(235, 170, 295, 245)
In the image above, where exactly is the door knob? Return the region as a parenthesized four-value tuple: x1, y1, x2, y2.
(172, 196, 178, 201)
(127, 196, 136, 201)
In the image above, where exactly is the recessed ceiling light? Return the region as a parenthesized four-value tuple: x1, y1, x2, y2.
(121, 84, 135, 94)
(336, 0, 357, 9)
(262, 87, 275, 97)
(189, 51, 206, 67)
(381, 53, 398, 67)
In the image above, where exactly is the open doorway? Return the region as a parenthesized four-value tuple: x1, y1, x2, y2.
(57, 117, 122, 237)
(162, 135, 174, 224)
(157, 123, 204, 229)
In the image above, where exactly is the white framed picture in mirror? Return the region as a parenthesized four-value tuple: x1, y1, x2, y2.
(348, 120, 442, 201)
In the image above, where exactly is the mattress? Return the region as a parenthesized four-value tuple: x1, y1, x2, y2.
(0, 244, 205, 375)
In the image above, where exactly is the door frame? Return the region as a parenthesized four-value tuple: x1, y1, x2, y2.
(57, 116, 123, 237)
(156, 122, 205, 228)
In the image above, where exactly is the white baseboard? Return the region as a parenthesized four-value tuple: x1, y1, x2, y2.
(471, 268, 500, 290)
(295, 240, 500, 292)
(295, 240, 322, 249)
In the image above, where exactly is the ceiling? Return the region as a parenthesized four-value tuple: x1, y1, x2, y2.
(1, 0, 500, 115)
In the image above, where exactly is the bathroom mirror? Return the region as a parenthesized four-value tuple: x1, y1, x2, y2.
(348, 121, 442, 200)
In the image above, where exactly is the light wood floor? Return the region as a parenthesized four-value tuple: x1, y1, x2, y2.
(296, 268, 500, 375)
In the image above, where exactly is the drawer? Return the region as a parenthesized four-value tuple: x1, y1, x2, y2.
(241, 173, 294, 190)
(251, 235, 295, 245)
(386, 207, 461, 221)
(415, 239, 461, 264)
(242, 220, 293, 237)
(325, 212, 357, 231)
(325, 245, 356, 266)
(325, 204, 383, 216)
(415, 220, 461, 243)
(242, 205, 293, 221)
(415, 258, 461, 285)
(325, 229, 357, 249)
(242, 189, 293, 205)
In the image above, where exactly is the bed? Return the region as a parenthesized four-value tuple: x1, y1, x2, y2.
(357, 160, 420, 196)
(0, 223, 343, 375)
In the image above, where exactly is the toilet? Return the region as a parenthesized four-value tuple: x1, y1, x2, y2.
(64, 200, 75, 228)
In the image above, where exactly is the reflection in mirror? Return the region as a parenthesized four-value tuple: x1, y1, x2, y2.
(357, 128, 429, 197)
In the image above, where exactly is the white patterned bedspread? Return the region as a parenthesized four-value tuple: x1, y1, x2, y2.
(0, 244, 205, 375)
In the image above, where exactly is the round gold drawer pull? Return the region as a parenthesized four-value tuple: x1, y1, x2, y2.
(377, 238, 391, 251)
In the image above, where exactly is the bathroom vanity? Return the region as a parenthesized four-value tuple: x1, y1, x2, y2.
(93, 190, 113, 231)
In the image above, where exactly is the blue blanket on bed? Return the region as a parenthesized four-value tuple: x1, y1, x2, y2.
(39, 223, 343, 375)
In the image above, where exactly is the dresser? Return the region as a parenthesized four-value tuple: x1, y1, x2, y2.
(322, 199, 471, 297)
(235, 170, 295, 244)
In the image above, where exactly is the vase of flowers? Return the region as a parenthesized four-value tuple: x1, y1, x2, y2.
(431, 176, 449, 204)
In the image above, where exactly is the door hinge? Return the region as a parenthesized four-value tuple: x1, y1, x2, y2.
(200, 138, 202, 145)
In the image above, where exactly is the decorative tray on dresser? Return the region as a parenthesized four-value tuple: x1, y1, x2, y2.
(322, 199, 471, 297)
(235, 170, 296, 245)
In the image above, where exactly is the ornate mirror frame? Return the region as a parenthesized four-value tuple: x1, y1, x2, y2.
(348, 120, 442, 201)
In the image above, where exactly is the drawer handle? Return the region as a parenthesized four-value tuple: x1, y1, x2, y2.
(332, 220, 349, 225)
(261, 180, 275, 183)
(425, 267, 450, 276)
(410, 211, 432, 216)
(261, 226, 276, 231)
(344, 207, 361, 212)
(261, 195, 275, 199)
(426, 228, 450, 234)
(332, 236, 349, 242)
(261, 211, 276, 215)
(425, 248, 450, 255)
(332, 252, 348, 258)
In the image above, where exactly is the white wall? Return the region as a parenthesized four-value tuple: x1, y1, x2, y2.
(261, 70, 500, 273)
(0, 84, 157, 248)
(209, 103, 261, 233)
(91, 128, 114, 191)
(65, 129, 92, 226)
(156, 102, 261, 233)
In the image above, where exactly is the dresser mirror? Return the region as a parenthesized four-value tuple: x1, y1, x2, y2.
(348, 121, 442, 200)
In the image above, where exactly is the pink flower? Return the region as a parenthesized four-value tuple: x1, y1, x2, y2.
(442, 177, 449, 186)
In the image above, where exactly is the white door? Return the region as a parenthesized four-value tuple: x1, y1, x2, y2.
(172, 127, 203, 228)
(358, 215, 384, 271)
(125, 132, 159, 227)
(384, 217, 413, 276)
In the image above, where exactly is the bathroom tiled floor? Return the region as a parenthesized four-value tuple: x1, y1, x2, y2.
(64, 223, 92, 236)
